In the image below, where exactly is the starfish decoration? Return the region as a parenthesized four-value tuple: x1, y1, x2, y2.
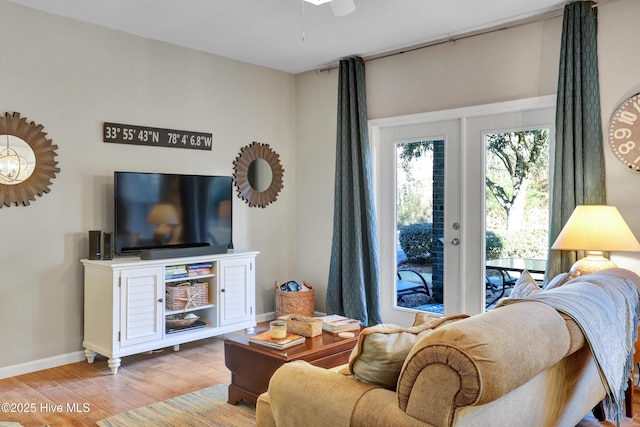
(176, 287, 201, 310)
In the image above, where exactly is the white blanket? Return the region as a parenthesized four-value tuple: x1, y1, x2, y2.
(498, 268, 640, 426)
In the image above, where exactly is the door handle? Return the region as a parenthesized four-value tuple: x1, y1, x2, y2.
(451, 238, 460, 246)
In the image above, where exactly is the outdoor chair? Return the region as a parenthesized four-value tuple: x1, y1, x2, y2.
(485, 267, 517, 307)
(397, 269, 430, 302)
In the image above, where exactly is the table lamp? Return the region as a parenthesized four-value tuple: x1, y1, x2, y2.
(551, 205, 640, 275)
(147, 204, 180, 244)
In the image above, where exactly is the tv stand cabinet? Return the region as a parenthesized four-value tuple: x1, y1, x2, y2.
(81, 249, 259, 374)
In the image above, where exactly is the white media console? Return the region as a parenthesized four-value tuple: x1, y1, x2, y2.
(81, 249, 258, 374)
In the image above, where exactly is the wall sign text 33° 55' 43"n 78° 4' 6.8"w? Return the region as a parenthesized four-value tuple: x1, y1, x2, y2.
(103, 122, 212, 151)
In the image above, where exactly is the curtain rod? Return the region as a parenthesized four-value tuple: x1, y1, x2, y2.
(316, 0, 616, 73)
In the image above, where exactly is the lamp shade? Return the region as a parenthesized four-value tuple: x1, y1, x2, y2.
(147, 204, 180, 225)
(551, 205, 640, 252)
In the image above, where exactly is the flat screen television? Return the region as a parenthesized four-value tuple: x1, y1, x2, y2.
(114, 171, 233, 255)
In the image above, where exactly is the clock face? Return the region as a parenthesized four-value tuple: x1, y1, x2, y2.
(609, 93, 640, 172)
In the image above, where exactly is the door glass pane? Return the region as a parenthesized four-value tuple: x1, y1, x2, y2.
(396, 139, 444, 314)
(484, 129, 550, 309)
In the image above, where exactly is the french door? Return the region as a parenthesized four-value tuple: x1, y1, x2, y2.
(374, 120, 461, 326)
(370, 96, 555, 324)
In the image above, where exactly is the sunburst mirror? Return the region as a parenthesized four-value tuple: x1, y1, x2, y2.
(0, 112, 60, 207)
(232, 141, 284, 208)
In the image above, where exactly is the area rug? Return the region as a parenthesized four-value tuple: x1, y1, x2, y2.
(97, 384, 255, 427)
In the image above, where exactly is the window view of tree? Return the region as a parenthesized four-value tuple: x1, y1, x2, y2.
(485, 130, 550, 259)
(397, 141, 433, 227)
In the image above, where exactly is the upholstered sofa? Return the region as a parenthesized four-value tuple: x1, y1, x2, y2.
(256, 268, 640, 427)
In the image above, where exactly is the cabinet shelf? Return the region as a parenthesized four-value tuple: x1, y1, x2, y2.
(165, 273, 216, 283)
(165, 304, 215, 316)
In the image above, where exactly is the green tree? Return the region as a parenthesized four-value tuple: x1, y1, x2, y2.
(399, 132, 549, 230)
(397, 141, 434, 227)
(485, 130, 549, 223)
(398, 141, 434, 171)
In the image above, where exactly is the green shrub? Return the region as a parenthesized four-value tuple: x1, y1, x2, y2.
(501, 229, 548, 259)
(485, 230, 504, 260)
(399, 222, 433, 263)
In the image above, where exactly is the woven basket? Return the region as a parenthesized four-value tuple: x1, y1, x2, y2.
(166, 282, 208, 311)
(274, 281, 315, 318)
(280, 314, 323, 337)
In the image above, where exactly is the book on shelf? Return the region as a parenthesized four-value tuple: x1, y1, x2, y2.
(319, 314, 361, 333)
(187, 262, 213, 270)
(248, 330, 306, 350)
(188, 268, 212, 276)
(166, 265, 188, 279)
(187, 263, 213, 275)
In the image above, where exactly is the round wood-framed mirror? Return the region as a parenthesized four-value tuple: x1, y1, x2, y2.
(232, 141, 284, 208)
(0, 112, 60, 207)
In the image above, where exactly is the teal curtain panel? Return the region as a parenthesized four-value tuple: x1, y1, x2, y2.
(547, 1, 606, 281)
(327, 57, 382, 326)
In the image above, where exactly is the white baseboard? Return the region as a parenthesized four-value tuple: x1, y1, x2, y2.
(256, 312, 275, 323)
(0, 351, 86, 380)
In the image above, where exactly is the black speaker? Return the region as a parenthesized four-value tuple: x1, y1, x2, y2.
(103, 232, 113, 260)
(88, 230, 101, 260)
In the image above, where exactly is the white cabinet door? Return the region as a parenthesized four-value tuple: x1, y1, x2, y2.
(120, 266, 163, 347)
(219, 257, 254, 326)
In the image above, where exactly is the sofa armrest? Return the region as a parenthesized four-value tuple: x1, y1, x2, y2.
(397, 301, 571, 425)
(261, 360, 380, 427)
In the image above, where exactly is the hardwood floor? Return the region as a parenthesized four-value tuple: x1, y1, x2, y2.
(0, 335, 639, 426)
(0, 336, 233, 426)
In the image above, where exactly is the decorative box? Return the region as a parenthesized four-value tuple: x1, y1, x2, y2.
(279, 314, 323, 337)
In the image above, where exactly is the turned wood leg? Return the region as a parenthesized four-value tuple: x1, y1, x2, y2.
(84, 349, 96, 364)
(108, 357, 121, 375)
(245, 326, 255, 334)
(173, 344, 180, 351)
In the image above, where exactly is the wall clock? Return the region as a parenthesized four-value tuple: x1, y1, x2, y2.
(609, 93, 640, 172)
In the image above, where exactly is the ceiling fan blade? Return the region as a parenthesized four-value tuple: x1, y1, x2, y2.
(329, 0, 356, 16)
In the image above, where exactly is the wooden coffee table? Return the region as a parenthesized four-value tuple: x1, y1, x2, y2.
(224, 323, 360, 404)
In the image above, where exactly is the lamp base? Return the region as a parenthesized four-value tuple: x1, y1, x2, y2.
(569, 251, 617, 276)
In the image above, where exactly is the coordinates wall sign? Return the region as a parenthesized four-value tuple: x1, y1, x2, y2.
(103, 122, 212, 151)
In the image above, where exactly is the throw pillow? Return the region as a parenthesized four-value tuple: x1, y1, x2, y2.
(544, 272, 577, 291)
(347, 314, 468, 389)
(412, 311, 441, 326)
(506, 270, 541, 299)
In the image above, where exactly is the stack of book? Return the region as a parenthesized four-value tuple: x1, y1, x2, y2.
(248, 330, 306, 350)
(187, 263, 213, 276)
(165, 265, 188, 280)
(319, 314, 361, 333)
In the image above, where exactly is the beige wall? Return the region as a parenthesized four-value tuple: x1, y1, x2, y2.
(0, 0, 296, 370)
(294, 0, 640, 311)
